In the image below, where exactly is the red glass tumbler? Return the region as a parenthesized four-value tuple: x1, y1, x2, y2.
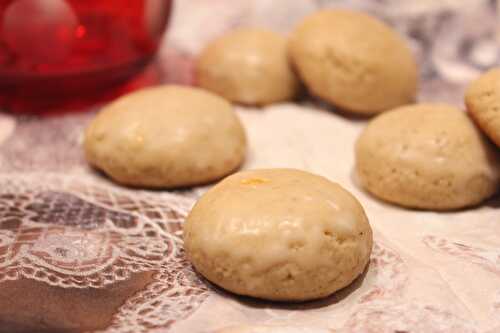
(0, 0, 172, 112)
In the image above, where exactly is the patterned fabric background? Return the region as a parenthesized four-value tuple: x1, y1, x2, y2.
(0, 1, 499, 332)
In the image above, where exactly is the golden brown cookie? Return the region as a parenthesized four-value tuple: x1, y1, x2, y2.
(465, 68, 500, 147)
(197, 28, 300, 106)
(355, 104, 499, 210)
(289, 9, 418, 115)
(84, 85, 247, 188)
(184, 169, 373, 301)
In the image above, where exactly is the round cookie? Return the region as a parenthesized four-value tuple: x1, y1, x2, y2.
(184, 169, 373, 302)
(465, 68, 500, 147)
(84, 85, 246, 188)
(196, 28, 300, 106)
(288, 9, 418, 115)
(355, 104, 500, 210)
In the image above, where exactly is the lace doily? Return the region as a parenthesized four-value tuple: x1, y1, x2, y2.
(0, 173, 209, 331)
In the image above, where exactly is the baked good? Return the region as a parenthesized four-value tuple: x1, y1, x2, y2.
(197, 28, 300, 106)
(288, 9, 418, 115)
(355, 103, 499, 210)
(84, 85, 247, 188)
(184, 168, 373, 301)
(465, 68, 500, 147)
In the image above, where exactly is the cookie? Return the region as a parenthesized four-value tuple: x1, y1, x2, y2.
(184, 169, 373, 301)
(288, 9, 418, 115)
(197, 28, 300, 106)
(355, 104, 499, 210)
(84, 85, 247, 188)
(465, 68, 500, 147)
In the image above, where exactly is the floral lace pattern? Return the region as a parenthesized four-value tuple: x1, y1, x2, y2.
(342, 301, 477, 333)
(0, 173, 208, 331)
(423, 235, 500, 329)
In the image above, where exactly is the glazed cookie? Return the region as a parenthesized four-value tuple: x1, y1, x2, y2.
(184, 169, 373, 301)
(355, 104, 499, 210)
(289, 10, 418, 115)
(465, 68, 500, 147)
(84, 85, 246, 188)
(197, 28, 300, 106)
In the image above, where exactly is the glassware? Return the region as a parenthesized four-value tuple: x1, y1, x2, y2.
(0, 0, 172, 112)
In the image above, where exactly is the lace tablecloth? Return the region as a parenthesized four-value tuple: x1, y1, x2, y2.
(0, 1, 499, 332)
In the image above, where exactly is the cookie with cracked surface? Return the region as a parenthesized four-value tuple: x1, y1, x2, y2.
(184, 168, 373, 302)
(84, 85, 247, 188)
(355, 103, 500, 210)
(288, 9, 418, 115)
(465, 68, 500, 148)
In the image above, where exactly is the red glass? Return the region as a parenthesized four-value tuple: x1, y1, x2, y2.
(0, 0, 172, 112)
